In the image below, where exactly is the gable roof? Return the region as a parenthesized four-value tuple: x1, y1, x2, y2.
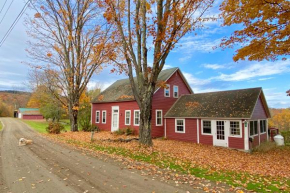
(165, 87, 271, 119)
(93, 67, 192, 103)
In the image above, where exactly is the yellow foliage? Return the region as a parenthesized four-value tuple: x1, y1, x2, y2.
(268, 109, 290, 131)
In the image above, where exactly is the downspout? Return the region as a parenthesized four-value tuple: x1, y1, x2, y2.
(164, 118, 167, 138)
(197, 119, 199, 144)
(244, 120, 249, 151)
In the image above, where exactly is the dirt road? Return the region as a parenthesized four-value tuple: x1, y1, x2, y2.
(0, 118, 202, 193)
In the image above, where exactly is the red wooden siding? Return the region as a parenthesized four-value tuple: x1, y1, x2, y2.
(92, 70, 192, 138)
(199, 119, 213, 146)
(22, 115, 43, 120)
(165, 118, 197, 142)
(151, 70, 192, 137)
(260, 133, 267, 143)
(251, 96, 268, 120)
(92, 101, 139, 132)
(228, 122, 244, 149)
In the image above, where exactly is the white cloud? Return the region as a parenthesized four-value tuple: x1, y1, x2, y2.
(215, 60, 290, 81)
(258, 77, 274, 81)
(163, 64, 173, 69)
(203, 63, 226, 70)
(183, 72, 211, 86)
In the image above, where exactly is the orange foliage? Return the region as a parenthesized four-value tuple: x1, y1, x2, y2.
(221, 0, 290, 61)
(117, 95, 134, 100)
(185, 102, 200, 108)
(97, 95, 104, 101)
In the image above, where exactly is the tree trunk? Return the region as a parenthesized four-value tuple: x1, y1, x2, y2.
(68, 99, 79, 132)
(138, 89, 154, 146)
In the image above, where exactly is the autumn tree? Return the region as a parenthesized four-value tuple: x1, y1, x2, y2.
(103, 0, 214, 145)
(220, 0, 290, 61)
(268, 108, 290, 131)
(26, 0, 113, 131)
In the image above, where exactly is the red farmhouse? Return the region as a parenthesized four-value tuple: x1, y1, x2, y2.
(91, 67, 271, 151)
(91, 67, 193, 138)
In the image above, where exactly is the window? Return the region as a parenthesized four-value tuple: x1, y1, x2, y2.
(134, 110, 140, 126)
(95, 111, 100, 123)
(230, 121, 241, 136)
(250, 121, 258, 136)
(260, 120, 266, 133)
(164, 84, 170, 97)
(173, 85, 179, 98)
(156, 110, 162, 126)
(102, 110, 106, 124)
(202, 120, 211, 134)
(175, 119, 185, 133)
(125, 110, 131, 125)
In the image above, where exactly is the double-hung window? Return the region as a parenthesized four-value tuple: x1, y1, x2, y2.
(164, 84, 170, 97)
(102, 110, 106, 124)
(95, 111, 100, 123)
(230, 121, 241, 136)
(156, 110, 162, 126)
(175, 119, 185, 133)
(250, 121, 258, 136)
(125, 110, 131, 125)
(260, 120, 266, 133)
(173, 85, 179, 98)
(134, 110, 140, 126)
(202, 120, 211, 134)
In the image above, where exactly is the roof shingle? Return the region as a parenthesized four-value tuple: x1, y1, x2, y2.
(165, 88, 263, 118)
(93, 67, 179, 103)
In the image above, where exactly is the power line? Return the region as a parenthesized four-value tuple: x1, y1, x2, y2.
(0, 0, 14, 26)
(0, 0, 30, 48)
(0, 0, 8, 15)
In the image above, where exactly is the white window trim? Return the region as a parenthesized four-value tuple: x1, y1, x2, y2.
(173, 85, 179, 98)
(95, 110, 100, 123)
(175, 119, 185, 133)
(156, 110, 163, 126)
(249, 120, 259, 137)
(201, 120, 212, 135)
(164, 84, 170, 97)
(134, 110, 140, 126)
(229, 120, 242, 138)
(102, 110, 106, 124)
(260, 119, 267, 134)
(125, 110, 131, 125)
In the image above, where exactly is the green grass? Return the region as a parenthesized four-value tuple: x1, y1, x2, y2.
(23, 120, 70, 133)
(0, 121, 3, 131)
(56, 137, 290, 193)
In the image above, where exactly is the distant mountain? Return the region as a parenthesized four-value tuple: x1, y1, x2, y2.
(0, 91, 31, 117)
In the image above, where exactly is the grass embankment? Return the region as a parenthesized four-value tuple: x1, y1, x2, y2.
(23, 119, 70, 133)
(50, 132, 290, 193)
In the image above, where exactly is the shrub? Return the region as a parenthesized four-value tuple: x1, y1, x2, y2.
(46, 122, 65, 134)
(252, 141, 277, 153)
(113, 127, 135, 136)
(281, 131, 290, 145)
(113, 129, 125, 135)
(124, 127, 134, 136)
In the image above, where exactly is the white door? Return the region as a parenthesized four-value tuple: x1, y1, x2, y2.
(213, 120, 228, 147)
(111, 106, 119, 132)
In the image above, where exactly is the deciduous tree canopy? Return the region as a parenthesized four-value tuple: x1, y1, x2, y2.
(103, 0, 214, 145)
(220, 0, 290, 61)
(26, 0, 113, 131)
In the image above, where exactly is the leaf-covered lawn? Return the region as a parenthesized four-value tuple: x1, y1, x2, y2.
(47, 131, 290, 192)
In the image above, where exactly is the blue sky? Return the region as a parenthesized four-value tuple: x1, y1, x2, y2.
(0, 0, 289, 108)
